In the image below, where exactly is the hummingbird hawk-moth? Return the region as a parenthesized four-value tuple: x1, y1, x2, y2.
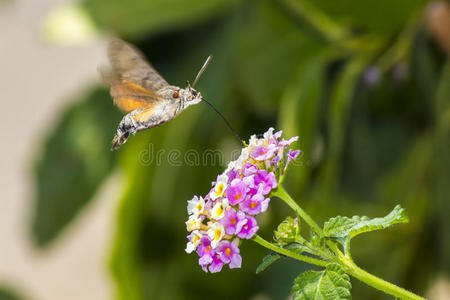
(101, 39, 211, 150)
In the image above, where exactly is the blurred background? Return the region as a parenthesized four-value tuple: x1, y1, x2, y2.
(0, 0, 449, 299)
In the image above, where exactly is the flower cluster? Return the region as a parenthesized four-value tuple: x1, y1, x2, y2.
(185, 128, 300, 273)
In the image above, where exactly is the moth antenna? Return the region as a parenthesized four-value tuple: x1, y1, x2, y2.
(192, 55, 212, 88)
(200, 96, 244, 144)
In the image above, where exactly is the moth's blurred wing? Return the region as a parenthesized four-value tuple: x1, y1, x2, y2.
(109, 80, 162, 113)
(106, 39, 169, 92)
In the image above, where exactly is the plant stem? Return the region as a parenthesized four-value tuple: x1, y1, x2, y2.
(271, 186, 425, 300)
(273, 185, 323, 236)
(252, 234, 328, 268)
(342, 258, 425, 300)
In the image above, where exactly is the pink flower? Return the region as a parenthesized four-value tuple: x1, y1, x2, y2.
(279, 136, 298, 146)
(217, 240, 242, 269)
(197, 236, 214, 272)
(250, 144, 277, 161)
(242, 163, 258, 176)
(236, 215, 259, 239)
(226, 179, 248, 205)
(239, 193, 270, 215)
(254, 170, 278, 195)
(185, 128, 301, 273)
(220, 209, 245, 235)
(227, 169, 240, 183)
(209, 251, 224, 273)
(287, 149, 300, 165)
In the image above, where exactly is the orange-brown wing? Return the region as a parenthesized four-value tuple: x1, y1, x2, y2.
(110, 80, 160, 113)
(107, 39, 169, 92)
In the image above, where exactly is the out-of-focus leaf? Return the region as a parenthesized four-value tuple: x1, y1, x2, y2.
(434, 59, 450, 270)
(312, 0, 427, 33)
(0, 287, 22, 300)
(278, 0, 349, 43)
(235, 0, 324, 115)
(412, 34, 440, 106)
(323, 205, 408, 252)
(32, 88, 121, 247)
(82, 0, 242, 38)
(319, 56, 369, 199)
(292, 263, 352, 300)
(377, 134, 432, 220)
(279, 56, 325, 190)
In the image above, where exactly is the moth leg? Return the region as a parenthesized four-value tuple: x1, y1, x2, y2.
(111, 106, 162, 150)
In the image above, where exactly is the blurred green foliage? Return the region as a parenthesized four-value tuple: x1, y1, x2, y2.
(34, 0, 449, 299)
(33, 88, 122, 245)
(0, 287, 23, 300)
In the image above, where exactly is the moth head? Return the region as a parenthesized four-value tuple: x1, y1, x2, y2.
(180, 84, 202, 106)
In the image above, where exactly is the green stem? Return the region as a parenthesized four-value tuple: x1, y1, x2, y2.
(271, 186, 425, 300)
(342, 258, 425, 300)
(273, 185, 323, 236)
(252, 234, 328, 268)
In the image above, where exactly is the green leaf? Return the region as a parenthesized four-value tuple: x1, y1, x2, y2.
(292, 263, 351, 300)
(323, 205, 409, 249)
(274, 216, 300, 245)
(256, 243, 307, 274)
(256, 252, 282, 274)
(82, 0, 242, 38)
(32, 87, 122, 247)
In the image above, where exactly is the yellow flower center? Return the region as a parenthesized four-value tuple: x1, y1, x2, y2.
(193, 235, 200, 244)
(217, 183, 224, 195)
(217, 205, 224, 216)
(214, 228, 222, 240)
(225, 247, 232, 256)
(235, 193, 242, 201)
(206, 245, 211, 252)
(250, 201, 257, 209)
(230, 218, 237, 225)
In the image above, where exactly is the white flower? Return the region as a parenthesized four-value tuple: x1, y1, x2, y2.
(185, 215, 202, 232)
(187, 196, 205, 216)
(185, 231, 202, 253)
(263, 127, 275, 140)
(210, 173, 228, 200)
(208, 222, 225, 248)
(211, 198, 229, 220)
(225, 160, 237, 173)
(248, 134, 262, 148)
(236, 147, 250, 166)
(225, 147, 250, 173)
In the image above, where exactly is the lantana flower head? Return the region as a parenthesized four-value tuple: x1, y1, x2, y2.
(185, 128, 300, 273)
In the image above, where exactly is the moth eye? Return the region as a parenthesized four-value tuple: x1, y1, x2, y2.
(172, 90, 180, 98)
